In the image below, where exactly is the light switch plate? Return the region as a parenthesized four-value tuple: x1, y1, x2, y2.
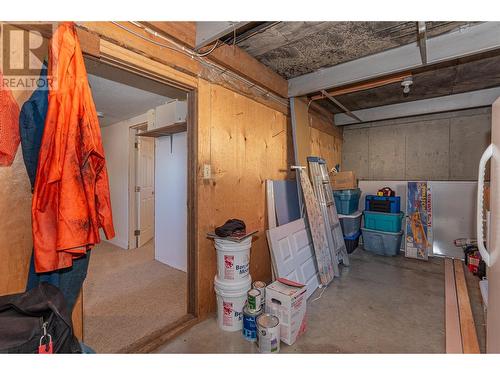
(203, 164, 211, 179)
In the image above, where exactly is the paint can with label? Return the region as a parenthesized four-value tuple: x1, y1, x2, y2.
(252, 281, 266, 309)
(257, 314, 280, 353)
(247, 288, 262, 313)
(242, 305, 262, 342)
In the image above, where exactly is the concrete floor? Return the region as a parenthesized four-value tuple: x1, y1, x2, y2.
(83, 240, 187, 353)
(156, 248, 447, 353)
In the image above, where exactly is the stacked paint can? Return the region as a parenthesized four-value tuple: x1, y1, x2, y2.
(242, 281, 265, 342)
(256, 314, 280, 353)
(214, 237, 252, 332)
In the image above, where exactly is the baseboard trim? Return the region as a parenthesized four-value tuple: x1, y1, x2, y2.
(117, 314, 198, 353)
(103, 237, 129, 249)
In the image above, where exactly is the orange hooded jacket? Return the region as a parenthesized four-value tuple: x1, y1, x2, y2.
(0, 71, 20, 166)
(32, 22, 115, 273)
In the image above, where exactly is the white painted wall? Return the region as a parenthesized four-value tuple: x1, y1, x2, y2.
(154, 132, 187, 272)
(100, 113, 147, 249)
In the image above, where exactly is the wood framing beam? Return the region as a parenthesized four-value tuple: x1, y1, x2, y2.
(454, 259, 480, 354)
(84, 22, 288, 98)
(195, 22, 250, 50)
(445, 258, 463, 353)
(139, 22, 287, 97)
(310, 71, 410, 101)
(9, 23, 100, 58)
(79, 22, 201, 76)
(141, 22, 196, 48)
(203, 42, 288, 97)
(289, 22, 500, 97)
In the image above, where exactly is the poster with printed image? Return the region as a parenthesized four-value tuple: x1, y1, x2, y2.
(406, 182, 433, 260)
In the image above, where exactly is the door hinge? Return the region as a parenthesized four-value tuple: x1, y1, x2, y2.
(134, 229, 141, 236)
(134, 141, 139, 149)
(135, 186, 141, 192)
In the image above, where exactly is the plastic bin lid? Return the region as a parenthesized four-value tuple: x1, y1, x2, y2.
(363, 210, 404, 218)
(338, 210, 363, 219)
(333, 188, 361, 195)
(361, 227, 404, 236)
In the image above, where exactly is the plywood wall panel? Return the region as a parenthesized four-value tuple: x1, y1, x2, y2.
(0, 150, 32, 295)
(196, 80, 291, 317)
(309, 111, 342, 172)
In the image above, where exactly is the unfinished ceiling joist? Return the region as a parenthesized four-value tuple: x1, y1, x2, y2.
(195, 21, 250, 50)
(288, 22, 500, 97)
(334, 86, 500, 125)
(320, 90, 361, 122)
(310, 71, 410, 101)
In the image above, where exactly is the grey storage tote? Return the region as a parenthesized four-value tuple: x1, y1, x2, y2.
(361, 227, 403, 256)
(338, 210, 362, 237)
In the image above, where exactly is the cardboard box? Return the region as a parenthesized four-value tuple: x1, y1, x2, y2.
(265, 278, 307, 345)
(331, 171, 357, 190)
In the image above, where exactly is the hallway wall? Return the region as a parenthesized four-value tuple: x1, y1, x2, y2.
(100, 113, 148, 249)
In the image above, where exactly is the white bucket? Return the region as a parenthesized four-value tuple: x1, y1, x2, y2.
(214, 275, 251, 332)
(214, 237, 251, 281)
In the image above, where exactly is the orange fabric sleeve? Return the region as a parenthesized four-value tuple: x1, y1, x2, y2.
(0, 72, 20, 166)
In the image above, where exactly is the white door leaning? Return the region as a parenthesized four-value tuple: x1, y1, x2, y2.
(266, 218, 320, 299)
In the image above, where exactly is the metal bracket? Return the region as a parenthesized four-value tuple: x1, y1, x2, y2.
(417, 21, 428, 64)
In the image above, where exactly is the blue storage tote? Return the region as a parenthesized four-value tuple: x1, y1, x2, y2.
(361, 228, 403, 256)
(365, 195, 400, 213)
(344, 231, 361, 254)
(333, 188, 361, 215)
(338, 210, 362, 237)
(363, 211, 404, 233)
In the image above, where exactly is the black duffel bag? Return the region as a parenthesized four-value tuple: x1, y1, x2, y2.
(0, 282, 82, 353)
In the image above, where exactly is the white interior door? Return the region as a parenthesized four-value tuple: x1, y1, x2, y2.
(136, 136, 155, 247)
(266, 218, 320, 299)
(487, 98, 500, 353)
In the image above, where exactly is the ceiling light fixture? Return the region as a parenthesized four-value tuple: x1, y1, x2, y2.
(401, 77, 413, 96)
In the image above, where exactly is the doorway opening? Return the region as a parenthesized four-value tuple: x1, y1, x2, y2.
(82, 57, 195, 353)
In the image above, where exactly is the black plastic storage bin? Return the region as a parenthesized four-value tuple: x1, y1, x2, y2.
(344, 231, 361, 254)
(365, 195, 401, 213)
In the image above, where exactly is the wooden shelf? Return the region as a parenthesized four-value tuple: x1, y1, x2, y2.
(136, 122, 187, 138)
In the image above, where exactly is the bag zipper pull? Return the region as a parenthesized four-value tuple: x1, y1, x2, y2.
(38, 322, 53, 354)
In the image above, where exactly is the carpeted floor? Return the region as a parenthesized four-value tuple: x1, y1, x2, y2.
(83, 240, 187, 353)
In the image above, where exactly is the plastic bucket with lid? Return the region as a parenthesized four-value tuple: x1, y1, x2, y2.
(214, 275, 252, 331)
(214, 237, 251, 281)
